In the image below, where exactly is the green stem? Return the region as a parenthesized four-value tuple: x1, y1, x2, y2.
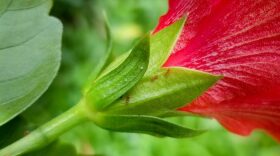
(0, 100, 89, 156)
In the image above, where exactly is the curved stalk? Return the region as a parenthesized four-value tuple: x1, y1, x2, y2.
(0, 100, 89, 156)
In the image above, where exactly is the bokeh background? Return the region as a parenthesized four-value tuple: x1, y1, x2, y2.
(1, 0, 279, 155)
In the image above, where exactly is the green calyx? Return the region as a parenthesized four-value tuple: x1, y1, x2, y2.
(84, 16, 221, 138)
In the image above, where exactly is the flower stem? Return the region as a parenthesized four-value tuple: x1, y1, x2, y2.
(0, 100, 89, 156)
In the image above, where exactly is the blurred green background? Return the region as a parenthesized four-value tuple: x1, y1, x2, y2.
(1, 0, 279, 155)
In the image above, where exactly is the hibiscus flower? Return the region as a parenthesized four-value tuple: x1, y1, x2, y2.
(155, 0, 280, 140)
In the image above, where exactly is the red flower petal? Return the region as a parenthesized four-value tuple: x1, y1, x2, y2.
(156, 0, 280, 140)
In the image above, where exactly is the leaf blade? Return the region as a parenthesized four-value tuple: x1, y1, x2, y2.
(0, 0, 62, 126)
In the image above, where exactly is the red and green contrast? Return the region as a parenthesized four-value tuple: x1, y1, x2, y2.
(155, 0, 280, 140)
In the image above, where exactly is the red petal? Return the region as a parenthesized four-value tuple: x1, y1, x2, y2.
(156, 0, 280, 140)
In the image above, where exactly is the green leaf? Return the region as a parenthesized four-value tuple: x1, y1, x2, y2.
(107, 67, 221, 116)
(85, 35, 150, 111)
(0, 0, 62, 125)
(145, 16, 186, 76)
(95, 114, 204, 138)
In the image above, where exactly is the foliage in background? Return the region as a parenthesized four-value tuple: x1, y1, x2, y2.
(1, 0, 279, 155)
